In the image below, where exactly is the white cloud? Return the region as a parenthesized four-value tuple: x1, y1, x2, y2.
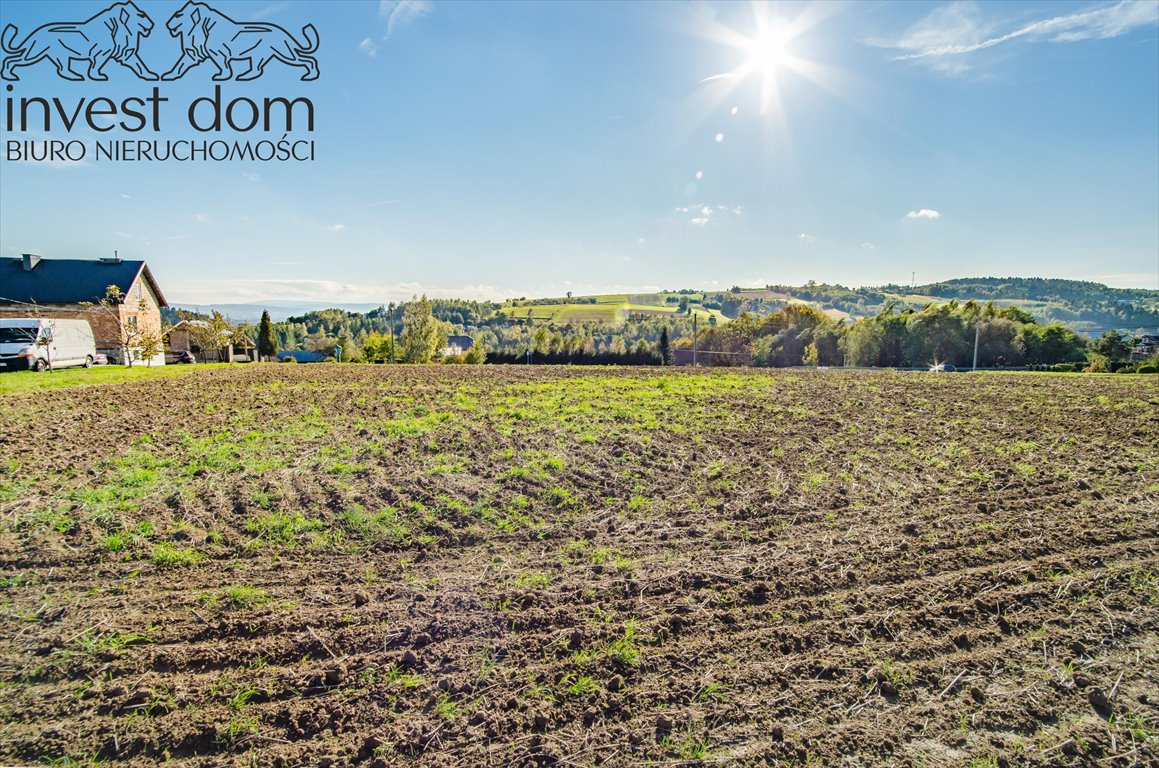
(878, 0, 1158, 73)
(861, 242, 877, 251)
(1078, 272, 1159, 289)
(636, 237, 646, 245)
(906, 209, 941, 220)
(326, 224, 347, 232)
(798, 233, 816, 242)
(380, 0, 431, 36)
(120, 193, 131, 199)
(674, 202, 743, 226)
(358, 37, 378, 58)
(114, 231, 133, 239)
(242, 172, 259, 182)
(193, 212, 210, 223)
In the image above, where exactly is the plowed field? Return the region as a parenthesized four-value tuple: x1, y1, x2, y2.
(1, 366, 1156, 767)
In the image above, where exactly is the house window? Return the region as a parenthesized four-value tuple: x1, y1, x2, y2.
(127, 316, 138, 333)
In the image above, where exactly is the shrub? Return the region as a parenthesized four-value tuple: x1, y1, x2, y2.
(281, 356, 297, 364)
(1138, 364, 1157, 374)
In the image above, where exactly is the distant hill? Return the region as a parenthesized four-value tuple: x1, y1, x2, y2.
(496, 278, 1158, 336)
(879, 277, 1158, 335)
(165, 301, 386, 324)
(166, 277, 1158, 337)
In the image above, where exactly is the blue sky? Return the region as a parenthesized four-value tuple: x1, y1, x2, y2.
(0, 0, 1156, 306)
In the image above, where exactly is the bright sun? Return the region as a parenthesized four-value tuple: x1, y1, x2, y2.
(743, 26, 790, 81)
(699, 2, 832, 119)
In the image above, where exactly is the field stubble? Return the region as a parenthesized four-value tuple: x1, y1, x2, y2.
(0, 366, 1156, 767)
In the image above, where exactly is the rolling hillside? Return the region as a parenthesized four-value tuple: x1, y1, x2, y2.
(492, 278, 1158, 334)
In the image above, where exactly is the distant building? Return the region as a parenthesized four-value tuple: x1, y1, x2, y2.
(0, 254, 167, 365)
(168, 319, 256, 363)
(442, 335, 474, 357)
(1131, 335, 1159, 362)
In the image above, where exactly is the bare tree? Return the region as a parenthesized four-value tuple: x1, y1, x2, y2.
(81, 285, 151, 367)
(187, 311, 233, 362)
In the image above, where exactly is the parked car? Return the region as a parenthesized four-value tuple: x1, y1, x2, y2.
(929, 363, 957, 372)
(0, 318, 96, 372)
(93, 353, 109, 365)
(175, 350, 195, 364)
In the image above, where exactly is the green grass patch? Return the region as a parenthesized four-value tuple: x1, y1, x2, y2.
(0, 364, 224, 394)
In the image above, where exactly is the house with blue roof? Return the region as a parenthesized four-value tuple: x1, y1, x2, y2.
(0, 254, 169, 365)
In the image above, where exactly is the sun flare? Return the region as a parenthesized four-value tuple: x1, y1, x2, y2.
(698, 2, 833, 119)
(743, 25, 790, 80)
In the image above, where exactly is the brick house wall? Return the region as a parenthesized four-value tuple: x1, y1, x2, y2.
(0, 274, 165, 365)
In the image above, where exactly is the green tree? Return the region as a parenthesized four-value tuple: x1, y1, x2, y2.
(304, 331, 336, 355)
(976, 318, 1024, 367)
(840, 307, 909, 367)
(1090, 330, 1132, 363)
(137, 330, 164, 367)
(811, 322, 844, 366)
(1018, 323, 1087, 364)
(188, 311, 233, 364)
(532, 326, 551, 354)
(335, 328, 358, 362)
(361, 332, 394, 363)
(905, 304, 968, 367)
(257, 310, 278, 361)
(464, 344, 487, 364)
(400, 295, 444, 363)
(658, 327, 671, 365)
(802, 342, 819, 367)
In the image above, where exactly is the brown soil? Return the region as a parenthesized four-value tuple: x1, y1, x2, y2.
(0, 366, 1156, 767)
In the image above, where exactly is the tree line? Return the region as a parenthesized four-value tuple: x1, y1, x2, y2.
(689, 301, 1092, 368)
(164, 296, 1154, 371)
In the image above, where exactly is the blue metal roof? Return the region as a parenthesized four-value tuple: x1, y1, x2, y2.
(0, 257, 168, 307)
(277, 350, 326, 362)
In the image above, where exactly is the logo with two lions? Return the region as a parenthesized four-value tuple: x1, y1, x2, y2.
(1, 1, 319, 82)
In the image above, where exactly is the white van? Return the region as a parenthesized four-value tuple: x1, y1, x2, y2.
(0, 318, 97, 372)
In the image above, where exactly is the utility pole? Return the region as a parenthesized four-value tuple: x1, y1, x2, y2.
(389, 301, 398, 366)
(972, 323, 980, 371)
(692, 312, 698, 367)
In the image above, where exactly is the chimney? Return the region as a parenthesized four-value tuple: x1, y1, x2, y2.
(21, 253, 41, 271)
